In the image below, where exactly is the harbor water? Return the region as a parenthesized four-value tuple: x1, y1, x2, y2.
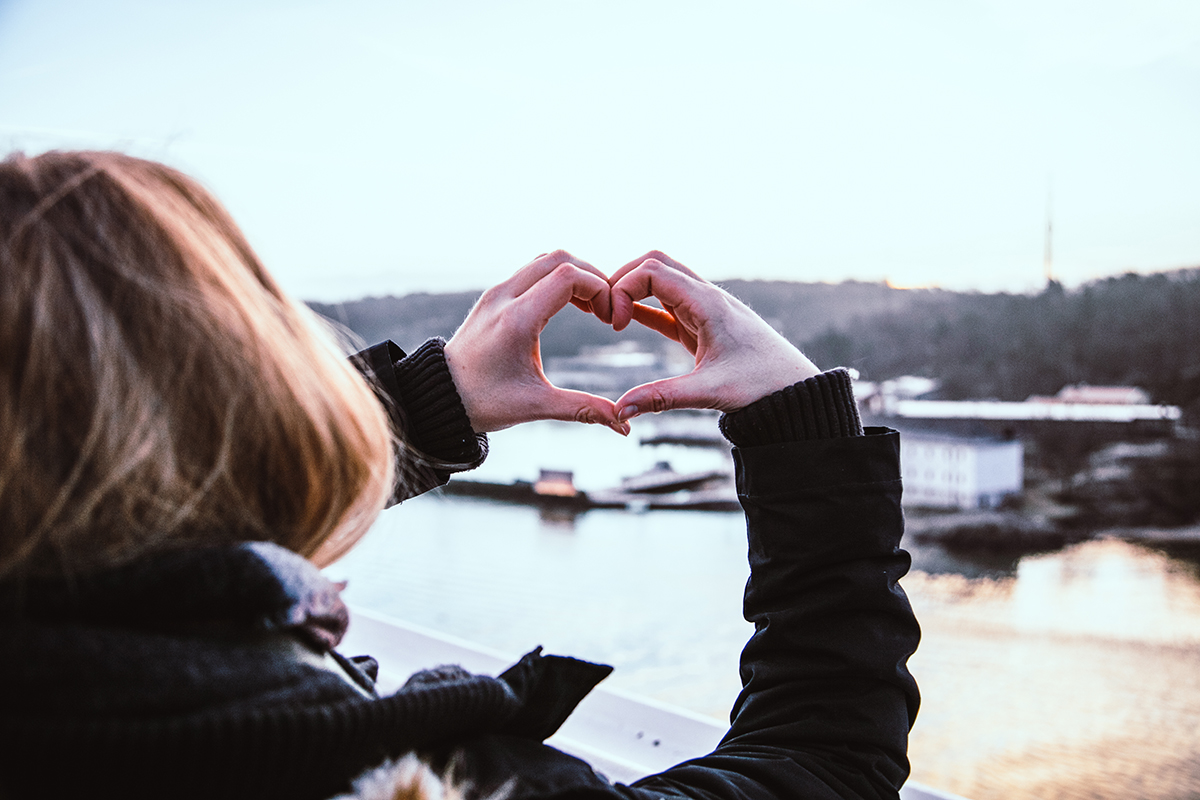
(329, 421, 1200, 800)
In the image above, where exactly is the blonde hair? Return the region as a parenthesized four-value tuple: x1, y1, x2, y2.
(0, 151, 394, 579)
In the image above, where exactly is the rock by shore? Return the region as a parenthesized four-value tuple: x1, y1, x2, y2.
(905, 509, 1200, 558)
(905, 511, 1078, 555)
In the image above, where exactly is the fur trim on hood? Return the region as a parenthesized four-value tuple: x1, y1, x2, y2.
(333, 754, 512, 800)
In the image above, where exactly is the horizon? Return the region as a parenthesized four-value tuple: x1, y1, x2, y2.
(3, 1, 1198, 302)
(308, 263, 1200, 304)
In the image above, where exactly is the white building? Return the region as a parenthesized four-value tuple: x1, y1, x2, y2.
(855, 375, 1180, 424)
(1028, 384, 1152, 406)
(888, 398, 1179, 424)
(900, 432, 1023, 510)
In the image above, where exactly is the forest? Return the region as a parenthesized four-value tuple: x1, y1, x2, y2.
(798, 270, 1200, 413)
(310, 267, 1200, 415)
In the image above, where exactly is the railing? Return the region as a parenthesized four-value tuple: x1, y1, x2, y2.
(342, 607, 968, 800)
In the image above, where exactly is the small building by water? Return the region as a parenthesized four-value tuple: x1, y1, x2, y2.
(533, 469, 579, 497)
(900, 432, 1023, 510)
(857, 376, 1181, 440)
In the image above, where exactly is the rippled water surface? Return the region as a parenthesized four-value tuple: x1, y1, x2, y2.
(330, 421, 1200, 800)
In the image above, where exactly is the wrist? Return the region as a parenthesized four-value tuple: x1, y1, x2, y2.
(392, 338, 487, 467)
(719, 368, 863, 447)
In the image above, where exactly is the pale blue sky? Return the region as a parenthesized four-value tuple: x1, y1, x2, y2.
(2, 0, 1198, 300)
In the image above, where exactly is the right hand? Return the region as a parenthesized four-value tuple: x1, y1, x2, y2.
(610, 252, 821, 420)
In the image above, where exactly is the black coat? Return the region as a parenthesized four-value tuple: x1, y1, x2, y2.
(0, 339, 918, 799)
(0, 427, 918, 800)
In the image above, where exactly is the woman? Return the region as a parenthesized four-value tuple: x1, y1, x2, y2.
(0, 151, 919, 799)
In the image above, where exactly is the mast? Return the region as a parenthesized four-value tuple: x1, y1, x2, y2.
(1043, 183, 1054, 284)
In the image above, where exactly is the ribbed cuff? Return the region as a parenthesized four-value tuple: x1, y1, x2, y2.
(718, 368, 864, 447)
(391, 338, 488, 469)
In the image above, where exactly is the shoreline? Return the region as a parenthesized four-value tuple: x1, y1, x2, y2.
(904, 509, 1200, 557)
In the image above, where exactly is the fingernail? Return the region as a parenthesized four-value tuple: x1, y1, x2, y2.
(606, 422, 628, 437)
(618, 405, 639, 421)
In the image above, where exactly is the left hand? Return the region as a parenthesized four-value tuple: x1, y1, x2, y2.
(444, 251, 629, 434)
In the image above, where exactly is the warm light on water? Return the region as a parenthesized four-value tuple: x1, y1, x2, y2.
(911, 539, 1200, 645)
(330, 421, 1200, 800)
(906, 541, 1200, 800)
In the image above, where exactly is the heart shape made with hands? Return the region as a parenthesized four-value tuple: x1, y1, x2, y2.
(442, 250, 820, 437)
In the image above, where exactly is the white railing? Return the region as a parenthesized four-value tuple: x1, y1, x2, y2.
(342, 606, 966, 800)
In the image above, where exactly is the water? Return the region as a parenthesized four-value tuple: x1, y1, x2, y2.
(328, 421, 1200, 800)
(903, 543, 1200, 799)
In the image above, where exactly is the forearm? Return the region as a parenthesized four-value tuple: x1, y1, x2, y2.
(627, 372, 919, 800)
(724, 430, 918, 797)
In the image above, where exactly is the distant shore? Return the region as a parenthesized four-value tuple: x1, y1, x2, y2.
(904, 509, 1200, 558)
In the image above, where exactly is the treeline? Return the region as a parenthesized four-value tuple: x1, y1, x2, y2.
(308, 279, 931, 358)
(798, 269, 1200, 412)
(309, 267, 1200, 412)
(309, 290, 668, 356)
(308, 292, 480, 354)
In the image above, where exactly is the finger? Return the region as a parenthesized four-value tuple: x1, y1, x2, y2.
(638, 301, 700, 353)
(629, 302, 682, 342)
(610, 257, 704, 332)
(614, 372, 721, 420)
(569, 294, 613, 321)
(518, 263, 612, 328)
(504, 250, 608, 303)
(536, 386, 623, 429)
(607, 250, 702, 289)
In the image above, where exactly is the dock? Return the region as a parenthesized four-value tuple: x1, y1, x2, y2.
(438, 462, 741, 512)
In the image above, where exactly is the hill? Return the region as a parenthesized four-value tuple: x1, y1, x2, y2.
(798, 269, 1200, 410)
(309, 268, 1200, 412)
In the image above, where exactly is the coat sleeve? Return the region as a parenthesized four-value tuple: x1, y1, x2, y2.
(352, 339, 488, 504)
(621, 428, 920, 800)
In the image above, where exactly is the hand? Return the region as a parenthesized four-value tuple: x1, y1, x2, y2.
(610, 251, 820, 420)
(444, 251, 630, 434)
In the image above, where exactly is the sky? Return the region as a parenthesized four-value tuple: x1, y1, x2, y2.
(1, 0, 1198, 301)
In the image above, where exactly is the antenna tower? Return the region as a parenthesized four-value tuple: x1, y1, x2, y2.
(1043, 185, 1054, 284)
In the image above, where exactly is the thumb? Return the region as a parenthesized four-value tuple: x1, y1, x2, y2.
(539, 387, 628, 434)
(615, 372, 720, 421)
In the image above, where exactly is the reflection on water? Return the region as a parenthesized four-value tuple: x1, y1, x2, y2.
(908, 538, 1200, 645)
(908, 540, 1022, 579)
(906, 539, 1200, 800)
(329, 422, 1200, 800)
